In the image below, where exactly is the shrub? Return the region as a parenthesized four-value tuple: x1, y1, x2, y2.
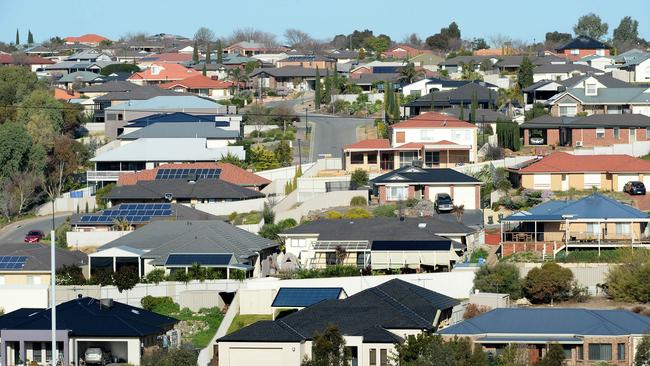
(325, 210, 343, 219)
(143, 269, 166, 284)
(372, 204, 396, 217)
(113, 267, 140, 293)
(56, 265, 86, 285)
(463, 303, 491, 319)
(142, 348, 198, 366)
(167, 270, 190, 284)
(350, 169, 369, 188)
(91, 270, 114, 286)
(141, 296, 178, 313)
(470, 248, 489, 263)
(350, 196, 367, 206)
(343, 207, 372, 219)
(227, 211, 238, 223)
(405, 198, 419, 208)
(230, 269, 246, 281)
(605, 249, 650, 302)
(523, 262, 574, 304)
(473, 262, 522, 299)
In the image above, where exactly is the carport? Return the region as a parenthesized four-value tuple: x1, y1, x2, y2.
(89, 246, 146, 277)
(75, 338, 135, 364)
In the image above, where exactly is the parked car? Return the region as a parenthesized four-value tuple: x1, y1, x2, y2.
(434, 193, 454, 213)
(529, 136, 545, 145)
(84, 348, 111, 365)
(24, 230, 44, 243)
(624, 181, 646, 195)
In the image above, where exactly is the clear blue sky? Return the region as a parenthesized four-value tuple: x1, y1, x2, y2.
(1, 0, 649, 45)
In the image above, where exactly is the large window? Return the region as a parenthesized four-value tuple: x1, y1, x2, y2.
(614, 127, 620, 139)
(616, 223, 630, 235)
(380, 349, 388, 366)
(571, 49, 580, 55)
(586, 223, 600, 234)
(425, 151, 440, 167)
(356, 252, 367, 268)
(325, 252, 337, 265)
(577, 345, 584, 360)
(367, 152, 378, 164)
(559, 105, 577, 117)
(369, 349, 377, 366)
(586, 83, 597, 95)
(562, 345, 572, 359)
(350, 153, 364, 164)
(387, 186, 408, 201)
(596, 128, 605, 139)
(399, 151, 418, 167)
(618, 343, 626, 360)
(589, 344, 612, 361)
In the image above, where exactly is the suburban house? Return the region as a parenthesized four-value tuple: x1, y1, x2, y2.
(103, 95, 228, 139)
(224, 41, 288, 56)
(404, 82, 498, 116)
(408, 53, 444, 70)
(439, 55, 496, 74)
(159, 74, 234, 100)
(249, 66, 323, 91)
(90, 220, 278, 278)
(55, 71, 108, 89)
(117, 121, 240, 146)
(608, 51, 650, 83)
(325, 49, 359, 64)
(0, 54, 54, 72)
(349, 61, 407, 78)
(343, 112, 478, 172)
(575, 54, 614, 71)
(546, 87, 650, 117)
(371, 165, 482, 209)
(119, 112, 241, 137)
(439, 308, 650, 366)
(556, 35, 611, 61)
(401, 78, 495, 97)
(0, 297, 177, 366)
(521, 114, 650, 147)
(117, 162, 270, 191)
(499, 193, 650, 256)
(532, 63, 604, 82)
(270, 288, 348, 316)
(42, 60, 116, 76)
(275, 55, 336, 70)
(279, 216, 476, 270)
(65, 49, 113, 62)
(90, 85, 181, 123)
(381, 44, 432, 59)
(64, 34, 110, 46)
(507, 152, 650, 191)
(78, 80, 140, 99)
(136, 52, 194, 68)
(523, 74, 631, 108)
(127, 63, 198, 85)
(217, 279, 460, 366)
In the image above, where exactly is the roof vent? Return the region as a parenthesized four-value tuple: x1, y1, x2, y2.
(418, 223, 427, 228)
(100, 298, 114, 309)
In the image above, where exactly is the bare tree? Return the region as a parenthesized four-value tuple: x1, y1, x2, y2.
(401, 33, 423, 48)
(0, 179, 19, 222)
(9, 171, 41, 215)
(229, 27, 277, 46)
(488, 33, 513, 48)
(119, 32, 148, 43)
(284, 29, 312, 48)
(193, 27, 215, 47)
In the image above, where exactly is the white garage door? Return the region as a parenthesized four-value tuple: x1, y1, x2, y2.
(584, 174, 601, 189)
(533, 174, 551, 189)
(428, 186, 451, 201)
(618, 174, 640, 191)
(644, 175, 650, 188)
(452, 186, 477, 210)
(229, 347, 284, 365)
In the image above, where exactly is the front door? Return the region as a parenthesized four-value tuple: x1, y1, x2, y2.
(560, 128, 572, 146)
(631, 127, 637, 142)
(561, 174, 568, 191)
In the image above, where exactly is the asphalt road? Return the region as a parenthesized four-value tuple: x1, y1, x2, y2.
(307, 114, 372, 160)
(0, 214, 70, 244)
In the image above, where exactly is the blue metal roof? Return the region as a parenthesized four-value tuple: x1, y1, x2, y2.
(439, 308, 650, 336)
(128, 112, 229, 127)
(271, 287, 345, 308)
(503, 193, 649, 222)
(477, 336, 583, 344)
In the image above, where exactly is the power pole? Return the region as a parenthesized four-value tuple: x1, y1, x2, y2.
(297, 138, 302, 164)
(51, 229, 57, 366)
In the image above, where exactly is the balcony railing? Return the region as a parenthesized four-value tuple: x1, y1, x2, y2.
(502, 231, 649, 244)
(86, 170, 135, 182)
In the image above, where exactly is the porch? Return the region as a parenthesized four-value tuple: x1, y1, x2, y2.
(344, 147, 471, 172)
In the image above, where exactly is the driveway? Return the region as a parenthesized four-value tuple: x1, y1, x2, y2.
(631, 194, 650, 211)
(432, 209, 484, 229)
(0, 213, 71, 244)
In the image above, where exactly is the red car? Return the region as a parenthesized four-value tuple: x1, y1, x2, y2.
(24, 230, 44, 243)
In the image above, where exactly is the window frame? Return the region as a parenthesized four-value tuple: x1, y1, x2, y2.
(588, 343, 612, 361)
(369, 349, 377, 366)
(617, 343, 626, 360)
(387, 186, 408, 201)
(350, 152, 365, 164)
(596, 128, 605, 139)
(613, 127, 620, 139)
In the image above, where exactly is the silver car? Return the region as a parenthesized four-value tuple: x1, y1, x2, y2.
(85, 348, 111, 365)
(530, 136, 545, 145)
(434, 193, 454, 213)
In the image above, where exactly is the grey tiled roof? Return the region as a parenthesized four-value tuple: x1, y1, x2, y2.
(0, 243, 87, 271)
(104, 178, 264, 201)
(119, 122, 239, 139)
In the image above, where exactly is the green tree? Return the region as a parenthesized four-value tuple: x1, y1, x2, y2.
(217, 40, 223, 64)
(517, 56, 534, 89)
(219, 152, 247, 168)
(100, 63, 140, 76)
(605, 249, 650, 303)
(470, 91, 478, 123)
(537, 343, 565, 366)
(363, 34, 391, 53)
(248, 144, 280, 170)
(459, 101, 465, 120)
(0, 122, 42, 180)
(112, 266, 140, 293)
(202, 63, 207, 76)
(399, 62, 423, 84)
(302, 325, 351, 366)
(27, 30, 33, 45)
(350, 169, 369, 188)
(274, 140, 293, 167)
(474, 262, 522, 299)
(613, 16, 639, 51)
(498, 344, 529, 366)
(635, 335, 650, 366)
(15, 29, 19, 46)
(323, 68, 331, 104)
(430, 90, 436, 111)
(56, 265, 86, 285)
(358, 48, 366, 60)
(0, 66, 43, 122)
(314, 67, 321, 110)
(496, 119, 521, 151)
(192, 41, 199, 64)
(523, 262, 574, 304)
(574, 13, 609, 40)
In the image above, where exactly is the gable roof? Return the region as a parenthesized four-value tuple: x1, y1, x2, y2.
(557, 36, 610, 51)
(94, 85, 181, 102)
(159, 74, 234, 90)
(249, 66, 322, 78)
(140, 52, 194, 63)
(128, 63, 197, 81)
(391, 112, 478, 129)
(57, 71, 106, 83)
(560, 73, 631, 88)
(372, 166, 482, 185)
(119, 122, 238, 140)
(219, 279, 459, 343)
(0, 243, 87, 272)
(104, 178, 263, 201)
(70, 203, 217, 225)
(516, 152, 650, 173)
(440, 308, 650, 337)
(406, 82, 498, 108)
(547, 87, 650, 105)
(522, 113, 650, 128)
(533, 63, 602, 74)
(78, 80, 139, 93)
(0, 297, 177, 337)
(117, 162, 270, 187)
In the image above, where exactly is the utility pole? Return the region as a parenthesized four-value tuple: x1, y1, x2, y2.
(297, 138, 302, 164)
(50, 229, 57, 366)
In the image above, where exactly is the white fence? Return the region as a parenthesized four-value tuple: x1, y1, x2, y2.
(331, 93, 384, 103)
(454, 156, 537, 175)
(571, 140, 650, 158)
(193, 198, 270, 217)
(276, 190, 368, 222)
(36, 196, 97, 216)
(66, 230, 130, 248)
(0, 285, 49, 313)
(516, 262, 612, 296)
(256, 163, 314, 181)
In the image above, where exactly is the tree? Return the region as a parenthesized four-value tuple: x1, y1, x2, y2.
(15, 29, 19, 46)
(302, 325, 351, 366)
(274, 140, 292, 167)
(358, 48, 366, 60)
(248, 144, 280, 170)
(459, 101, 465, 120)
(0, 65, 42, 122)
(113, 266, 139, 293)
(613, 16, 639, 51)
(499, 344, 529, 366)
(284, 28, 313, 49)
(517, 56, 534, 89)
(398, 62, 424, 84)
(205, 43, 211, 64)
(402, 33, 423, 48)
(363, 35, 391, 53)
(452, 204, 465, 223)
(537, 343, 565, 366)
(496, 119, 521, 151)
(217, 40, 223, 64)
(474, 262, 522, 299)
(56, 265, 86, 285)
(574, 13, 609, 40)
(394, 333, 487, 366)
(604, 249, 650, 303)
(545, 31, 573, 48)
(202, 63, 207, 76)
(523, 262, 574, 304)
(470, 38, 489, 50)
(635, 335, 650, 366)
(229, 27, 277, 46)
(100, 63, 139, 76)
(425, 22, 462, 51)
(193, 26, 215, 47)
(27, 30, 33, 45)
(470, 91, 478, 123)
(0, 122, 39, 180)
(314, 67, 321, 110)
(192, 41, 199, 64)
(227, 68, 248, 95)
(219, 152, 246, 168)
(350, 169, 369, 188)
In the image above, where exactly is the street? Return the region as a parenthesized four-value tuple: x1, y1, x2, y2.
(0, 214, 70, 244)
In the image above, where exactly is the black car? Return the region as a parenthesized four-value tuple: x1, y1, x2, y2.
(624, 181, 646, 195)
(434, 193, 454, 213)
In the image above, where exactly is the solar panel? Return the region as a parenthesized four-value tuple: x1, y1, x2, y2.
(79, 203, 174, 225)
(155, 168, 221, 180)
(272, 287, 344, 308)
(0, 256, 28, 270)
(165, 254, 233, 267)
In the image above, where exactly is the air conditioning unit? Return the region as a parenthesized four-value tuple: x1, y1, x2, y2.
(575, 141, 583, 147)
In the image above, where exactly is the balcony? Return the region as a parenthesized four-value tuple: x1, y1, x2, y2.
(86, 170, 134, 182)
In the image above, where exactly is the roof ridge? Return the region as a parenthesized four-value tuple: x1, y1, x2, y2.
(368, 285, 432, 328)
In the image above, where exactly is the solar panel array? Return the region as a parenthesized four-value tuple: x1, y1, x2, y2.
(272, 287, 343, 308)
(165, 254, 233, 267)
(78, 203, 173, 224)
(155, 168, 221, 180)
(313, 241, 370, 251)
(0, 256, 28, 270)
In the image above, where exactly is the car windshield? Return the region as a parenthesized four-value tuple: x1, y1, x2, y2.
(437, 194, 452, 203)
(27, 231, 41, 236)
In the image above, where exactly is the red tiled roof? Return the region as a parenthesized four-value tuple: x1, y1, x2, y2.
(54, 88, 81, 100)
(159, 74, 234, 90)
(0, 54, 55, 65)
(117, 162, 271, 187)
(396, 142, 424, 149)
(128, 63, 198, 81)
(344, 139, 391, 150)
(146, 53, 194, 63)
(65, 34, 110, 44)
(392, 112, 478, 129)
(519, 152, 650, 173)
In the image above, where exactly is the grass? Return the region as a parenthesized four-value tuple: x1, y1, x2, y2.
(230, 211, 262, 225)
(642, 153, 650, 161)
(501, 248, 650, 264)
(227, 314, 272, 334)
(151, 303, 224, 349)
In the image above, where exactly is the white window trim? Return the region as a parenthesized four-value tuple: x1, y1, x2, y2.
(387, 186, 408, 201)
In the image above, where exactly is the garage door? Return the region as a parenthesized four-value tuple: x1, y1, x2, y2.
(644, 175, 650, 188)
(584, 174, 601, 189)
(533, 174, 551, 189)
(452, 186, 477, 210)
(618, 174, 640, 191)
(229, 347, 284, 365)
(428, 186, 451, 201)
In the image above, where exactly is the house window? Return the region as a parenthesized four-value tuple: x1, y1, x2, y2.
(27, 275, 41, 285)
(577, 345, 584, 360)
(380, 349, 388, 366)
(367, 152, 378, 164)
(646, 127, 650, 139)
(559, 105, 577, 117)
(399, 151, 418, 167)
(616, 223, 630, 235)
(117, 113, 124, 121)
(350, 153, 364, 164)
(396, 131, 406, 143)
(356, 252, 367, 268)
(587, 223, 599, 234)
(614, 127, 620, 139)
(585, 83, 597, 95)
(106, 113, 117, 121)
(0, 275, 4, 285)
(425, 151, 440, 167)
(562, 345, 572, 359)
(596, 128, 605, 139)
(370, 349, 377, 366)
(325, 252, 337, 266)
(596, 49, 605, 56)
(34, 342, 42, 362)
(387, 186, 408, 201)
(618, 343, 626, 360)
(571, 49, 580, 55)
(589, 344, 612, 361)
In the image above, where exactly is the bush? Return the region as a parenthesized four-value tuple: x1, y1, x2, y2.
(166, 270, 190, 284)
(470, 248, 489, 263)
(523, 262, 574, 304)
(91, 270, 114, 286)
(343, 207, 372, 219)
(142, 348, 198, 366)
(141, 296, 178, 313)
(143, 269, 166, 284)
(113, 267, 139, 293)
(325, 211, 343, 219)
(372, 204, 396, 217)
(350, 196, 367, 206)
(463, 303, 491, 319)
(473, 262, 522, 299)
(605, 249, 650, 302)
(350, 169, 369, 188)
(56, 265, 86, 285)
(94, 183, 115, 209)
(406, 198, 419, 208)
(100, 63, 140, 76)
(285, 265, 361, 279)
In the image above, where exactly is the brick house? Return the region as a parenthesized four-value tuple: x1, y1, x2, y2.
(249, 66, 321, 91)
(522, 114, 650, 148)
(556, 35, 611, 62)
(343, 112, 478, 172)
(370, 165, 482, 209)
(440, 308, 650, 366)
(546, 86, 650, 117)
(275, 55, 336, 70)
(381, 44, 432, 59)
(508, 152, 650, 192)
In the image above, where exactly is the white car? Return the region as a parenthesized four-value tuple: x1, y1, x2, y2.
(85, 348, 111, 365)
(529, 136, 545, 145)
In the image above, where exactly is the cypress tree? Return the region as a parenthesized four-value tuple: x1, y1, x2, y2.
(314, 67, 321, 109)
(470, 91, 478, 123)
(430, 90, 436, 112)
(192, 41, 199, 64)
(385, 81, 393, 123)
(15, 29, 19, 45)
(202, 63, 207, 76)
(27, 30, 33, 44)
(488, 89, 494, 110)
(392, 89, 401, 122)
(205, 43, 211, 64)
(323, 68, 331, 105)
(217, 40, 223, 64)
(459, 101, 465, 120)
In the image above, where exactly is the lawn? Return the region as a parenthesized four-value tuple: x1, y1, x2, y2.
(150, 301, 224, 349)
(227, 314, 272, 334)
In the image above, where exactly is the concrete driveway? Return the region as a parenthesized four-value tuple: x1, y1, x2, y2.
(433, 209, 484, 229)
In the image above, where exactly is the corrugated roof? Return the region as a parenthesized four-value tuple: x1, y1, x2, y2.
(119, 122, 238, 139)
(105, 95, 223, 110)
(517, 152, 650, 173)
(90, 138, 244, 162)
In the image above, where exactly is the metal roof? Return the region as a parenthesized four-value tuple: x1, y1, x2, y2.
(271, 288, 345, 308)
(119, 122, 239, 140)
(90, 138, 245, 162)
(105, 95, 223, 111)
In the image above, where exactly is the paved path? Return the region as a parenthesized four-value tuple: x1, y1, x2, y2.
(0, 213, 71, 244)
